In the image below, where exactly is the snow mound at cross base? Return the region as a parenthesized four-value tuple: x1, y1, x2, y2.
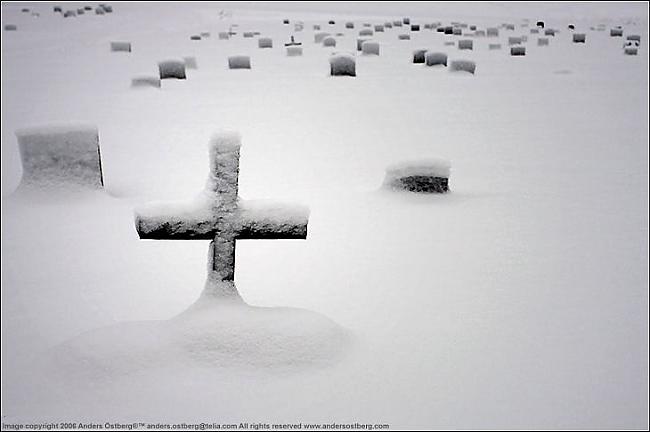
(47, 299, 352, 377)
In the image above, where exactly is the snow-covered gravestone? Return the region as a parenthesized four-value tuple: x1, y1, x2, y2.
(511, 46, 526, 56)
(228, 55, 251, 69)
(322, 36, 336, 47)
(329, 53, 355, 76)
(158, 60, 186, 79)
(110, 41, 131, 52)
(258, 37, 273, 48)
(425, 52, 448, 67)
(286, 46, 303, 56)
(573, 33, 586, 43)
(413, 49, 427, 63)
(314, 32, 330, 43)
(15, 125, 103, 191)
(458, 39, 473, 50)
(361, 41, 380, 55)
(135, 133, 309, 299)
(183, 56, 198, 70)
(383, 159, 451, 193)
(131, 76, 161, 88)
(450, 59, 476, 74)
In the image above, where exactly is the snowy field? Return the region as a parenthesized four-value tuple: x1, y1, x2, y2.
(1, 2, 648, 429)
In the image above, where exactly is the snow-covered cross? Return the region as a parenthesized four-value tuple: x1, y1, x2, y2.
(134, 132, 309, 300)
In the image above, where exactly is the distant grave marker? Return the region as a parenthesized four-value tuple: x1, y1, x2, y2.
(158, 60, 186, 79)
(345, 22, 354, 29)
(610, 28, 623, 37)
(398, 34, 410, 40)
(458, 39, 473, 50)
(450, 59, 476, 74)
(228, 55, 251, 69)
(425, 52, 448, 66)
(537, 37, 549, 46)
(510, 46, 526, 56)
(361, 40, 380, 55)
(572, 33, 586, 43)
(4, 24, 17, 31)
(314, 32, 330, 43)
(286, 46, 303, 56)
(330, 53, 356, 76)
(258, 37, 273, 48)
(131, 76, 161, 88)
(183, 56, 198, 69)
(413, 49, 427, 63)
(110, 41, 131, 52)
(322, 36, 336, 47)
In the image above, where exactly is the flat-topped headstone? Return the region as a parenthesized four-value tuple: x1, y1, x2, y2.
(610, 28, 623, 37)
(135, 132, 309, 299)
(110, 41, 131, 52)
(218, 32, 230, 40)
(544, 28, 556, 36)
(54, 6, 62, 13)
(64, 10, 76, 17)
(624, 47, 638, 55)
(95, 7, 105, 15)
(511, 46, 526, 56)
(627, 34, 641, 41)
(345, 22, 354, 29)
(508, 36, 523, 45)
(537, 37, 549, 46)
(330, 53, 356, 76)
(489, 43, 502, 50)
(425, 52, 447, 66)
(158, 60, 186, 79)
(572, 33, 586, 43)
(15, 125, 103, 191)
(286, 46, 303, 56)
(383, 159, 451, 193)
(374, 24, 384, 32)
(183, 56, 198, 69)
(413, 49, 427, 63)
(131, 76, 161, 88)
(258, 37, 273, 48)
(359, 28, 373, 36)
(228, 55, 251, 69)
(5, 24, 17, 31)
(487, 27, 499, 37)
(458, 39, 473, 50)
(450, 59, 476, 74)
(190, 35, 202, 41)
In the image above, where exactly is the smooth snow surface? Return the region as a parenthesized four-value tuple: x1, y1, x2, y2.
(1, 2, 648, 429)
